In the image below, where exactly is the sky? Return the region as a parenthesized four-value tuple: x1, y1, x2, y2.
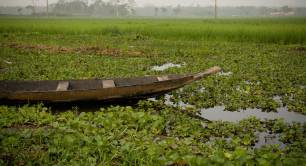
(0, 0, 305, 7)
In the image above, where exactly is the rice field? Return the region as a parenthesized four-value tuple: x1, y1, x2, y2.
(0, 17, 305, 165)
(1, 18, 306, 43)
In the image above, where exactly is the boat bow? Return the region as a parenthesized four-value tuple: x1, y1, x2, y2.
(193, 66, 222, 80)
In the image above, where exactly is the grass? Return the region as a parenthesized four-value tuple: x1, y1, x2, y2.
(0, 17, 305, 165)
(0, 18, 306, 43)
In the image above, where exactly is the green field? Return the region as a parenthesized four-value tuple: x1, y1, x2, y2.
(0, 18, 306, 165)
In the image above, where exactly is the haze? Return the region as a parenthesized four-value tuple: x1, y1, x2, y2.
(1, 0, 305, 7)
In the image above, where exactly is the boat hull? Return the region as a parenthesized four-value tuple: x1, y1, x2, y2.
(0, 66, 222, 103)
(0, 76, 194, 102)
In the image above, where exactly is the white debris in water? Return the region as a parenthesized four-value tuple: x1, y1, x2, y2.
(151, 63, 183, 71)
(236, 85, 242, 92)
(245, 80, 251, 84)
(148, 94, 194, 110)
(199, 87, 206, 93)
(178, 88, 184, 92)
(163, 94, 173, 106)
(245, 80, 260, 85)
(273, 96, 282, 104)
(148, 98, 158, 102)
(3, 60, 12, 64)
(164, 94, 194, 109)
(218, 71, 233, 76)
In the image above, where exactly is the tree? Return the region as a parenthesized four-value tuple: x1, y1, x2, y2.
(53, 0, 132, 17)
(154, 7, 159, 16)
(88, 0, 105, 15)
(17, 8, 23, 15)
(53, 0, 68, 14)
(281, 6, 291, 13)
(25, 5, 35, 15)
(127, 0, 136, 15)
(109, 0, 134, 17)
(46, 0, 49, 17)
(53, 0, 88, 15)
(161, 7, 167, 16)
(258, 7, 267, 16)
(110, 0, 120, 16)
(214, 0, 217, 19)
(173, 5, 181, 16)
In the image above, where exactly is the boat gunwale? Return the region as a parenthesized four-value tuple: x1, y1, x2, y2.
(1, 74, 194, 94)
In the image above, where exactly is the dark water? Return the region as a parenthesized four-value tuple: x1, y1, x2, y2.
(205, 131, 285, 148)
(254, 132, 285, 149)
(161, 94, 306, 123)
(199, 106, 306, 123)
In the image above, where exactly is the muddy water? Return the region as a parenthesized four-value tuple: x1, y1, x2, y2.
(160, 94, 306, 123)
(159, 94, 306, 123)
(199, 106, 306, 123)
(49, 92, 306, 123)
(254, 132, 285, 149)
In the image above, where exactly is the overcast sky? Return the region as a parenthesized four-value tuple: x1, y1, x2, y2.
(0, 0, 305, 7)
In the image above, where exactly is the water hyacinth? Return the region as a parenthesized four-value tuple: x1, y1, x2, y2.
(0, 18, 305, 165)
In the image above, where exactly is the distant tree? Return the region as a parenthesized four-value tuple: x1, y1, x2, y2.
(161, 7, 167, 15)
(154, 7, 159, 16)
(127, 0, 136, 15)
(173, 4, 181, 16)
(88, 0, 106, 15)
(109, 0, 119, 16)
(258, 7, 267, 16)
(69, 0, 88, 13)
(109, 0, 134, 16)
(53, 0, 88, 15)
(17, 8, 23, 15)
(53, 0, 69, 14)
(281, 6, 291, 13)
(29, 0, 36, 15)
(53, 0, 131, 17)
(25, 5, 35, 15)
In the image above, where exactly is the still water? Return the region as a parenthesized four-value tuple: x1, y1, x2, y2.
(199, 106, 306, 123)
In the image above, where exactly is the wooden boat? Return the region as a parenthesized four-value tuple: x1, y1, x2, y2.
(0, 66, 221, 102)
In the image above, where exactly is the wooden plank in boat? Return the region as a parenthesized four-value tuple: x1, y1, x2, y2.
(56, 81, 69, 91)
(157, 76, 169, 81)
(102, 80, 115, 88)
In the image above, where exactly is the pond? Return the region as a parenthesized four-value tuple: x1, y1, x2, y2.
(159, 94, 306, 123)
(199, 106, 306, 123)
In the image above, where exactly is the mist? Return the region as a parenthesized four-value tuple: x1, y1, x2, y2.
(0, 0, 306, 17)
(1, 0, 306, 7)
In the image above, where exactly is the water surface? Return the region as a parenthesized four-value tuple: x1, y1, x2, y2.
(199, 106, 306, 123)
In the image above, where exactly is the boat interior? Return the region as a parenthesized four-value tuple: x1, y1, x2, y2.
(0, 75, 185, 92)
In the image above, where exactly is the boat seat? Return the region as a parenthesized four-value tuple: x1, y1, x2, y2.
(102, 80, 115, 88)
(56, 81, 70, 91)
(157, 76, 169, 81)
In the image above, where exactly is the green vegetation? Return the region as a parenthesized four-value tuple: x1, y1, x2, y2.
(0, 18, 305, 165)
(1, 18, 306, 44)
